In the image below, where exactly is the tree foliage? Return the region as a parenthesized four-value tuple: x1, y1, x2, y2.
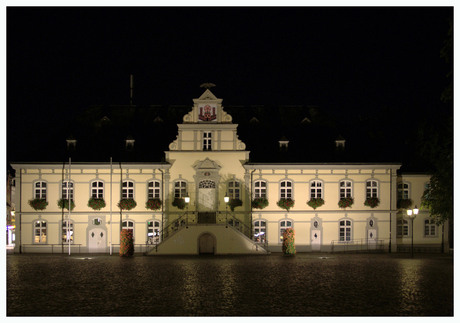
(418, 18, 453, 226)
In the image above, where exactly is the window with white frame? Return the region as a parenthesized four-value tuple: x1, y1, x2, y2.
(310, 180, 323, 199)
(62, 181, 74, 200)
(34, 220, 47, 243)
(122, 180, 134, 199)
(147, 220, 161, 244)
(148, 180, 161, 199)
(254, 180, 267, 198)
(253, 220, 266, 243)
(339, 219, 352, 242)
(397, 219, 409, 237)
(34, 181, 47, 199)
(280, 180, 292, 199)
(228, 181, 240, 199)
(279, 220, 292, 242)
(203, 131, 212, 150)
(122, 220, 135, 233)
(366, 180, 378, 198)
(174, 181, 187, 198)
(62, 220, 74, 243)
(339, 180, 352, 198)
(91, 181, 104, 199)
(424, 219, 436, 237)
(397, 183, 410, 200)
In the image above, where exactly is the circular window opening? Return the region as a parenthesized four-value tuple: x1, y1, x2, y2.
(93, 218, 102, 225)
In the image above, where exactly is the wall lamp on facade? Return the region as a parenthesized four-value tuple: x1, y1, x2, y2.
(407, 205, 419, 258)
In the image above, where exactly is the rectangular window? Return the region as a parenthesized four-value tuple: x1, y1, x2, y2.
(279, 220, 292, 243)
(366, 180, 378, 198)
(397, 219, 409, 237)
(122, 181, 134, 199)
(228, 181, 240, 199)
(34, 220, 47, 243)
(340, 180, 352, 198)
(424, 219, 436, 236)
(397, 183, 410, 200)
(91, 181, 104, 199)
(174, 181, 187, 198)
(339, 220, 352, 241)
(62, 181, 74, 200)
(62, 220, 74, 243)
(148, 181, 161, 199)
(280, 181, 292, 199)
(310, 180, 323, 199)
(34, 181, 47, 200)
(254, 181, 267, 198)
(203, 132, 212, 150)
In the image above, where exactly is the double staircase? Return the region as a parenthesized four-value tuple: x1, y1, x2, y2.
(147, 212, 269, 255)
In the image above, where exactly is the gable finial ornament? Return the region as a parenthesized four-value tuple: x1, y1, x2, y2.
(200, 83, 216, 89)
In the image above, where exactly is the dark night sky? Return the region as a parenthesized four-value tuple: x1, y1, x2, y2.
(6, 6, 453, 165)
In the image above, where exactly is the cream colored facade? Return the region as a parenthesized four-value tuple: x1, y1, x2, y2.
(11, 89, 446, 254)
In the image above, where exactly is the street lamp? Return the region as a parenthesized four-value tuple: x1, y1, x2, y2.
(184, 195, 190, 228)
(224, 194, 229, 227)
(407, 205, 419, 258)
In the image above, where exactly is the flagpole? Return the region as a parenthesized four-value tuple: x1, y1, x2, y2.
(110, 157, 113, 255)
(68, 157, 71, 256)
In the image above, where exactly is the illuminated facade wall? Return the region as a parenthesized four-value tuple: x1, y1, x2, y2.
(11, 89, 446, 253)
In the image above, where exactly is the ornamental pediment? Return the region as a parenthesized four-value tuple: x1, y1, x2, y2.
(193, 158, 222, 171)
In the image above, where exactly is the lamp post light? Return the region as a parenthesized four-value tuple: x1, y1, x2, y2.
(407, 205, 419, 258)
(184, 195, 190, 228)
(224, 194, 229, 227)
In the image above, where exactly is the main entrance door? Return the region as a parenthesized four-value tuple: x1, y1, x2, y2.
(198, 233, 216, 254)
(88, 228, 106, 253)
(198, 180, 216, 212)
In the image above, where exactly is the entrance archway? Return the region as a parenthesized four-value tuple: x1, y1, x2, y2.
(198, 233, 216, 254)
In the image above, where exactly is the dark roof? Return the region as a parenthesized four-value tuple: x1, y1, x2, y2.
(10, 103, 411, 167)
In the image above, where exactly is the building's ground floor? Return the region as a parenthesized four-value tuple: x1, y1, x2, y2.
(13, 208, 448, 254)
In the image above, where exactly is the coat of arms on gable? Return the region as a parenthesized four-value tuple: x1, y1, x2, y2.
(199, 105, 217, 122)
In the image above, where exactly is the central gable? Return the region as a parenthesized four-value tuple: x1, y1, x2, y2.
(182, 89, 232, 123)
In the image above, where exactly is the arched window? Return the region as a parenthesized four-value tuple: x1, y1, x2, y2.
(122, 180, 134, 199)
(279, 220, 292, 242)
(61, 181, 74, 200)
(366, 180, 379, 198)
(397, 219, 409, 237)
(91, 180, 104, 199)
(253, 220, 266, 243)
(424, 219, 436, 237)
(280, 180, 292, 199)
(62, 220, 74, 243)
(34, 220, 47, 243)
(228, 181, 240, 199)
(310, 180, 323, 199)
(254, 180, 267, 198)
(339, 180, 352, 198)
(147, 220, 161, 244)
(148, 180, 161, 199)
(34, 181, 47, 200)
(122, 220, 135, 233)
(339, 219, 352, 242)
(174, 180, 187, 198)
